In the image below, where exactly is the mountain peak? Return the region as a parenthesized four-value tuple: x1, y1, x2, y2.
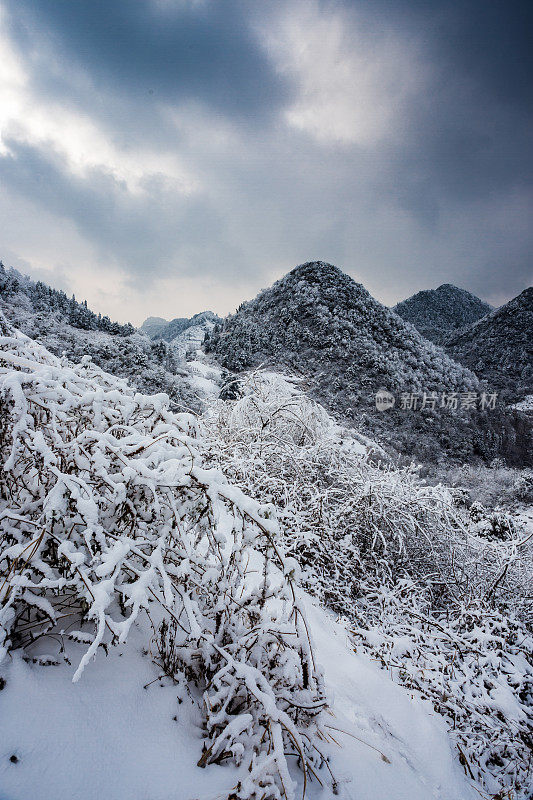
(435, 283, 464, 293)
(394, 284, 493, 345)
(265, 262, 368, 309)
(286, 260, 362, 285)
(446, 286, 533, 401)
(288, 260, 346, 280)
(139, 316, 169, 338)
(206, 263, 486, 462)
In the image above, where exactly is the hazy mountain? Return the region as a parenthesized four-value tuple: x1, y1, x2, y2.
(148, 310, 221, 343)
(445, 287, 533, 403)
(0, 262, 202, 411)
(139, 316, 168, 338)
(207, 262, 530, 464)
(393, 284, 493, 345)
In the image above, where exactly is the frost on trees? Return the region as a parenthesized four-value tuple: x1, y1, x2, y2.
(0, 314, 331, 800)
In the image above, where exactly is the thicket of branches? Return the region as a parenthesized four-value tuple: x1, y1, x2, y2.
(352, 581, 532, 796)
(201, 370, 533, 796)
(1, 312, 531, 798)
(0, 321, 331, 800)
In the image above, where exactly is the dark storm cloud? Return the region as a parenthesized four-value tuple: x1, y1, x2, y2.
(357, 0, 533, 204)
(353, 0, 532, 104)
(3, 0, 289, 121)
(0, 0, 531, 318)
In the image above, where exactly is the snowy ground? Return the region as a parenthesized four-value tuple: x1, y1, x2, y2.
(0, 594, 477, 800)
(185, 356, 222, 399)
(512, 395, 533, 412)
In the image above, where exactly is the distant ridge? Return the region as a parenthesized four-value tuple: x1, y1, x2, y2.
(139, 316, 168, 338)
(140, 311, 221, 343)
(445, 287, 533, 402)
(393, 284, 493, 345)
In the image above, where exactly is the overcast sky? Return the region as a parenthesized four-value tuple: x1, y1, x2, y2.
(0, 0, 531, 325)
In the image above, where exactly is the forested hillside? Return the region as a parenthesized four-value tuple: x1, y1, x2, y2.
(0, 261, 135, 336)
(207, 262, 531, 465)
(445, 287, 533, 403)
(0, 262, 203, 412)
(393, 284, 493, 344)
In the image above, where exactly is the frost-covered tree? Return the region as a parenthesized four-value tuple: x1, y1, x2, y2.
(206, 262, 531, 465)
(199, 369, 533, 796)
(0, 315, 332, 800)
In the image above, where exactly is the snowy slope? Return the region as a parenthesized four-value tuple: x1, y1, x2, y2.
(0, 312, 530, 800)
(0, 594, 477, 800)
(170, 319, 218, 359)
(146, 311, 221, 345)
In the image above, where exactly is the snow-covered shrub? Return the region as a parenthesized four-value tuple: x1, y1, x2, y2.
(513, 469, 533, 504)
(351, 580, 533, 797)
(0, 322, 329, 800)
(201, 369, 533, 795)
(474, 510, 515, 540)
(424, 461, 533, 508)
(202, 371, 470, 611)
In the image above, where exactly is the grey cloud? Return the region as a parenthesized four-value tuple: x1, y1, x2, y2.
(3, 0, 290, 122)
(0, 0, 531, 316)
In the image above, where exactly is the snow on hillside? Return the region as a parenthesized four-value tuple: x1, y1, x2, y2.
(0, 315, 531, 799)
(207, 262, 531, 466)
(393, 284, 493, 345)
(0, 316, 331, 800)
(514, 395, 533, 412)
(0, 277, 206, 414)
(185, 356, 223, 399)
(145, 311, 221, 346)
(446, 287, 533, 403)
(0, 317, 476, 800)
(170, 319, 218, 359)
(198, 369, 533, 796)
(0, 593, 478, 800)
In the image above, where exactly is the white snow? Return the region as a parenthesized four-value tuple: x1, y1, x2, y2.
(184, 357, 222, 399)
(512, 395, 533, 411)
(0, 623, 238, 800)
(0, 594, 478, 800)
(305, 598, 478, 800)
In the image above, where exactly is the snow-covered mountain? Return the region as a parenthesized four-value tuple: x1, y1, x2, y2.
(139, 315, 168, 338)
(142, 310, 220, 340)
(207, 262, 531, 465)
(140, 310, 222, 358)
(0, 261, 135, 337)
(445, 287, 533, 403)
(393, 284, 493, 345)
(0, 262, 209, 413)
(208, 262, 477, 391)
